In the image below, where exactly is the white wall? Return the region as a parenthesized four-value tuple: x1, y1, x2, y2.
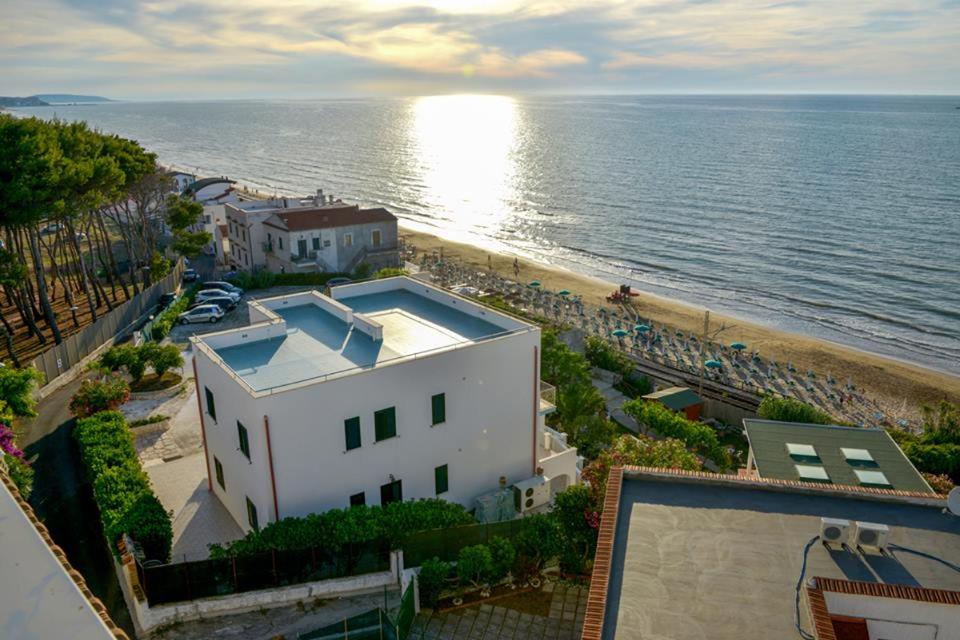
(824, 593, 960, 640)
(196, 328, 541, 531)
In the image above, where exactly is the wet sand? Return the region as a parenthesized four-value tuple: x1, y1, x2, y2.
(401, 227, 960, 411)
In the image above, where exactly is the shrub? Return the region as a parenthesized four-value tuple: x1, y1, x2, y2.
(457, 544, 493, 588)
(757, 396, 834, 425)
(923, 472, 955, 494)
(584, 336, 632, 376)
(352, 263, 372, 279)
(512, 514, 562, 571)
(374, 267, 407, 279)
(4, 454, 34, 499)
(99, 344, 145, 380)
(148, 344, 184, 377)
(128, 414, 169, 428)
(0, 366, 42, 417)
(74, 411, 171, 562)
(619, 371, 653, 398)
(417, 557, 451, 608)
(487, 536, 516, 581)
(69, 376, 130, 417)
(381, 499, 474, 548)
(228, 269, 276, 290)
(151, 285, 198, 340)
(551, 485, 599, 574)
(623, 399, 729, 468)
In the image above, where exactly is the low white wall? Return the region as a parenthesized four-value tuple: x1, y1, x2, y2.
(352, 312, 383, 341)
(118, 551, 401, 636)
(196, 319, 286, 350)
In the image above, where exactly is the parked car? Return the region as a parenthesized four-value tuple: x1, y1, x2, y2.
(200, 281, 244, 296)
(39, 223, 63, 236)
(178, 304, 224, 325)
(196, 288, 241, 304)
(158, 292, 177, 308)
(325, 277, 352, 292)
(191, 296, 236, 312)
(182, 269, 199, 283)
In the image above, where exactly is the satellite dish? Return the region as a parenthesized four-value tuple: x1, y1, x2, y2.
(947, 487, 960, 517)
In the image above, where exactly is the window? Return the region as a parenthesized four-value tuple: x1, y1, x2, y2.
(246, 497, 259, 531)
(435, 464, 448, 495)
(244, 254, 248, 266)
(350, 492, 366, 507)
(237, 421, 250, 459)
(267, 233, 272, 248)
(204, 387, 216, 421)
(324, 240, 331, 248)
(344, 233, 353, 248)
(297, 238, 307, 257)
(279, 237, 283, 250)
(344, 416, 361, 451)
(380, 479, 402, 506)
(214, 457, 225, 490)
(431, 393, 446, 426)
(372, 229, 381, 248)
(204, 214, 211, 224)
(242, 229, 246, 242)
(312, 237, 320, 251)
(374, 407, 397, 442)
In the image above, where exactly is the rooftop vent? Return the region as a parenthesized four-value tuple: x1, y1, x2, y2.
(854, 469, 891, 487)
(820, 517, 851, 546)
(787, 443, 820, 461)
(796, 464, 830, 482)
(841, 448, 875, 463)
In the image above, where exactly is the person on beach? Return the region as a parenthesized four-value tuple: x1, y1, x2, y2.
(513, 257, 520, 278)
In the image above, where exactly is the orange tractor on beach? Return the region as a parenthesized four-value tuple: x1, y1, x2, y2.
(606, 284, 640, 304)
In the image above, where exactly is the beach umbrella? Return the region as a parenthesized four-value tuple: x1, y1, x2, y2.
(634, 324, 650, 333)
(612, 329, 629, 337)
(730, 342, 747, 351)
(528, 280, 541, 288)
(705, 359, 723, 369)
(558, 289, 571, 296)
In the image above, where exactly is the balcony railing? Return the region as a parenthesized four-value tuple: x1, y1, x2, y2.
(539, 380, 556, 415)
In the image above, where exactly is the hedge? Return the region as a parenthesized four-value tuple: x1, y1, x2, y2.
(74, 411, 172, 561)
(623, 399, 730, 468)
(757, 396, 835, 425)
(227, 270, 349, 291)
(151, 285, 199, 340)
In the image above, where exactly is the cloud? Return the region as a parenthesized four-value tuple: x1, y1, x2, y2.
(0, 0, 958, 97)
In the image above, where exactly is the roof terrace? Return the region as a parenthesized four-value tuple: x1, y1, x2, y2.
(195, 277, 532, 393)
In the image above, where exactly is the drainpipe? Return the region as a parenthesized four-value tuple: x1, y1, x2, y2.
(532, 345, 539, 475)
(264, 415, 280, 522)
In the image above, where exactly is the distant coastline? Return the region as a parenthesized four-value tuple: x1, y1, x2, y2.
(0, 94, 113, 107)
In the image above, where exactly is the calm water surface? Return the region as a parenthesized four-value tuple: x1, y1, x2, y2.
(17, 95, 960, 373)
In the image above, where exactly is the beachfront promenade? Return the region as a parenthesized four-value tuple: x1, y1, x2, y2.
(417, 255, 917, 432)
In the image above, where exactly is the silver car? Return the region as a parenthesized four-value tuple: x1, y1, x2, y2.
(178, 304, 224, 324)
(196, 288, 241, 303)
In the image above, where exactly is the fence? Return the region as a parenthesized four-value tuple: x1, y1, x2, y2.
(297, 579, 416, 640)
(31, 261, 184, 385)
(402, 518, 534, 568)
(136, 544, 390, 606)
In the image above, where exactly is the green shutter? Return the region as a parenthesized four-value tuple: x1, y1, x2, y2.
(205, 387, 216, 421)
(375, 407, 396, 441)
(435, 464, 449, 495)
(214, 457, 225, 490)
(237, 421, 250, 459)
(431, 393, 446, 425)
(344, 417, 361, 451)
(246, 497, 259, 531)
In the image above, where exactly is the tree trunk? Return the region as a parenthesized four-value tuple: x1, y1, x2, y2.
(95, 212, 126, 303)
(64, 218, 98, 322)
(27, 226, 62, 343)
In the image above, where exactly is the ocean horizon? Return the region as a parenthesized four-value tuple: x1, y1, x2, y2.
(14, 94, 960, 374)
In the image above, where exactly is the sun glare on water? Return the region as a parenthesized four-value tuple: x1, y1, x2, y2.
(409, 94, 520, 241)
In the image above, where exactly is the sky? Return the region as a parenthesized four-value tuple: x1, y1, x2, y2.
(1, 0, 958, 99)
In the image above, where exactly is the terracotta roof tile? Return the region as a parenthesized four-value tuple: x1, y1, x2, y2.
(263, 205, 396, 232)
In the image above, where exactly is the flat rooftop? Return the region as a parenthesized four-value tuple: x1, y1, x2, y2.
(207, 278, 526, 392)
(598, 472, 959, 640)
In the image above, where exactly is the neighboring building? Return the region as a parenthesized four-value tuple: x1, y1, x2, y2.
(225, 190, 399, 274)
(641, 386, 704, 421)
(0, 471, 130, 640)
(742, 419, 933, 493)
(583, 466, 960, 640)
(214, 223, 229, 265)
(183, 176, 237, 204)
(191, 277, 578, 533)
(166, 170, 196, 194)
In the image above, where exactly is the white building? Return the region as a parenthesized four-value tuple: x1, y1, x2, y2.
(191, 277, 578, 533)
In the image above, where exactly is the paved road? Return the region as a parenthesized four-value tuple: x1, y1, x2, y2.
(20, 375, 136, 636)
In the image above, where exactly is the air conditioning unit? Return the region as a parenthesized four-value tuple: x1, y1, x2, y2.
(513, 476, 551, 514)
(853, 521, 890, 552)
(820, 517, 851, 546)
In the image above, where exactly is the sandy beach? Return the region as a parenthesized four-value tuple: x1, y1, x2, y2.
(400, 227, 960, 411)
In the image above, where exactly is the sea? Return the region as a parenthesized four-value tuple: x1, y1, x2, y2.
(13, 95, 960, 374)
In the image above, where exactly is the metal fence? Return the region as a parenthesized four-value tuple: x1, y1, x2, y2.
(31, 261, 184, 385)
(298, 580, 416, 640)
(136, 544, 390, 606)
(402, 518, 534, 568)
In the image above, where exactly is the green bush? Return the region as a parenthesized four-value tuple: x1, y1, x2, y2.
(512, 514, 562, 571)
(352, 263, 372, 280)
(584, 336, 632, 376)
(374, 267, 407, 279)
(619, 371, 653, 398)
(623, 399, 730, 468)
(457, 544, 493, 588)
(4, 454, 34, 499)
(757, 396, 835, 425)
(74, 411, 171, 561)
(151, 285, 198, 340)
(418, 557, 451, 608)
(228, 270, 276, 290)
(487, 536, 516, 581)
(381, 498, 475, 549)
(69, 376, 130, 417)
(551, 485, 599, 574)
(148, 344, 184, 377)
(0, 366, 43, 417)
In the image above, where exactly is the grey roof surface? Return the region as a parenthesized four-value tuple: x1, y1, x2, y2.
(743, 419, 932, 493)
(603, 477, 960, 640)
(0, 479, 116, 639)
(215, 289, 506, 391)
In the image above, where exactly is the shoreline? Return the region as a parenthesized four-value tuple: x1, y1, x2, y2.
(400, 225, 960, 410)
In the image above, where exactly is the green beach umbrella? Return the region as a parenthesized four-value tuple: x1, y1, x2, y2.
(612, 329, 629, 337)
(528, 280, 541, 288)
(634, 324, 650, 333)
(731, 342, 747, 351)
(558, 289, 571, 296)
(705, 359, 723, 369)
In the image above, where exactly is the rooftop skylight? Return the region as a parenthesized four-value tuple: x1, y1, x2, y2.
(795, 464, 830, 482)
(786, 443, 819, 460)
(854, 469, 891, 487)
(841, 448, 875, 463)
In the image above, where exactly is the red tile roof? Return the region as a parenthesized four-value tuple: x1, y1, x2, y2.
(263, 205, 396, 232)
